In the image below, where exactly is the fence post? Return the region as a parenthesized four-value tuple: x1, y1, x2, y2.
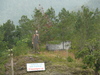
(8, 49, 14, 75)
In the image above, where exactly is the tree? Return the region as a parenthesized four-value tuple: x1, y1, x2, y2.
(19, 15, 31, 38)
(75, 6, 100, 75)
(18, 15, 34, 48)
(57, 8, 76, 49)
(3, 20, 15, 48)
(32, 7, 57, 43)
(43, 7, 56, 42)
(74, 6, 96, 50)
(0, 25, 7, 52)
(76, 39, 100, 75)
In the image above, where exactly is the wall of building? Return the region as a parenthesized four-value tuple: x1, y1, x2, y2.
(46, 41, 71, 50)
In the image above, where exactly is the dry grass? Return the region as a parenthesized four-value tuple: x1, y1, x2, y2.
(38, 50, 83, 68)
(40, 50, 75, 60)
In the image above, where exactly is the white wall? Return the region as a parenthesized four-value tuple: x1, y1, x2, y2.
(46, 41, 71, 50)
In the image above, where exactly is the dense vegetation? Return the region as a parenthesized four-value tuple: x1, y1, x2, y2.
(0, 6, 100, 75)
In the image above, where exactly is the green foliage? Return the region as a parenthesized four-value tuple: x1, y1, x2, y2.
(19, 15, 30, 25)
(2, 20, 15, 48)
(81, 65, 87, 69)
(73, 6, 100, 74)
(75, 48, 89, 58)
(13, 39, 30, 56)
(83, 55, 95, 68)
(67, 56, 73, 62)
(47, 40, 61, 44)
(57, 8, 76, 41)
(0, 5, 100, 74)
(76, 38, 100, 74)
(0, 26, 8, 52)
(0, 50, 9, 75)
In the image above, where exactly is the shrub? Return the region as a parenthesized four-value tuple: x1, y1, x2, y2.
(81, 65, 87, 69)
(13, 40, 30, 56)
(67, 56, 73, 62)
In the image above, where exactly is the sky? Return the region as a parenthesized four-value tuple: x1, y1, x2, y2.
(0, 0, 90, 25)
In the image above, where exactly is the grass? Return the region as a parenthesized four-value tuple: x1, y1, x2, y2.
(13, 48, 84, 69)
(3, 49, 95, 75)
(30, 50, 83, 68)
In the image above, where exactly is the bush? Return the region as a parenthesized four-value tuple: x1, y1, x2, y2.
(67, 56, 73, 62)
(81, 65, 87, 69)
(13, 40, 30, 56)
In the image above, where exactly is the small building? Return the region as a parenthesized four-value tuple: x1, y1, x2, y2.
(46, 41, 71, 50)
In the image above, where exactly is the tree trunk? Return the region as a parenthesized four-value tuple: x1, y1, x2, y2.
(62, 41, 64, 50)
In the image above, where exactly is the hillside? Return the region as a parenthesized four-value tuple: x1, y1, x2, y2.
(5, 51, 94, 75)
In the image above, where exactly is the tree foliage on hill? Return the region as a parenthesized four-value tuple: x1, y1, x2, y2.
(0, 25, 7, 52)
(2, 20, 15, 49)
(75, 6, 100, 75)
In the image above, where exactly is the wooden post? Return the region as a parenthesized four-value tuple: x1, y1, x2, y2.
(9, 49, 14, 75)
(11, 53, 14, 75)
